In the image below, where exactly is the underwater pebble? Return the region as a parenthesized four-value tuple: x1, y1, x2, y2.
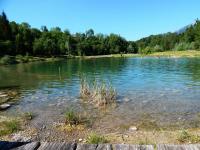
(0, 103, 11, 110)
(124, 135, 129, 138)
(129, 126, 138, 131)
(0, 94, 7, 97)
(79, 138, 83, 142)
(124, 98, 130, 102)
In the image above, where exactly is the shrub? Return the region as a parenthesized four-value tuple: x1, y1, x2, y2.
(153, 45, 164, 52)
(173, 42, 195, 51)
(16, 55, 30, 63)
(139, 46, 153, 54)
(86, 133, 107, 144)
(0, 55, 16, 65)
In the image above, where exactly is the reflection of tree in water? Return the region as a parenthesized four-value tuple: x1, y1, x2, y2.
(0, 58, 129, 90)
(184, 58, 200, 82)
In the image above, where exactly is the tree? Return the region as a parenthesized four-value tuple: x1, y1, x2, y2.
(127, 41, 138, 53)
(41, 26, 48, 32)
(86, 29, 94, 38)
(0, 11, 11, 40)
(107, 34, 128, 54)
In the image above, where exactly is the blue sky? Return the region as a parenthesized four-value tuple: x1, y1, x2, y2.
(0, 0, 200, 40)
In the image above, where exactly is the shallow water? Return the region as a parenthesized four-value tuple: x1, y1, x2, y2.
(1, 57, 200, 130)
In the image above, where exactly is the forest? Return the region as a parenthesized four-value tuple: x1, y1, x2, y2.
(0, 11, 200, 57)
(0, 12, 137, 57)
(136, 20, 200, 54)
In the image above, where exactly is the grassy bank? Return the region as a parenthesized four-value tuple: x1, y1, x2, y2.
(78, 53, 139, 59)
(148, 50, 200, 57)
(76, 50, 200, 59)
(105, 128, 200, 144)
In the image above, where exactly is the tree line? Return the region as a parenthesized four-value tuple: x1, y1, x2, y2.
(0, 11, 200, 57)
(136, 20, 200, 54)
(0, 12, 138, 57)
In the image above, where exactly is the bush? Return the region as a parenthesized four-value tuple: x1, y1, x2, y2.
(86, 133, 107, 144)
(0, 55, 16, 65)
(173, 42, 195, 51)
(153, 45, 164, 52)
(16, 55, 30, 63)
(139, 46, 153, 54)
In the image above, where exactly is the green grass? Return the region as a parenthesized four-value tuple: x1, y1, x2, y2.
(86, 133, 108, 144)
(0, 120, 20, 136)
(65, 109, 80, 126)
(177, 130, 200, 143)
(148, 50, 200, 57)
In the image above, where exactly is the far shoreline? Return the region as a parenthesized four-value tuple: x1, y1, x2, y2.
(76, 50, 200, 59)
(1, 50, 200, 65)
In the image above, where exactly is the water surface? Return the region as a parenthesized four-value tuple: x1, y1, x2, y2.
(1, 57, 200, 130)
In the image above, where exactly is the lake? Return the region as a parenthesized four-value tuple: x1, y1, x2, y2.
(1, 57, 200, 131)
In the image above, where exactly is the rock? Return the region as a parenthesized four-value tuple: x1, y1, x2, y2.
(0, 103, 11, 110)
(0, 94, 8, 98)
(129, 126, 138, 131)
(83, 139, 86, 143)
(124, 98, 130, 102)
(79, 138, 83, 142)
(53, 122, 65, 127)
(124, 135, 129, 138)
(42, 125, 46, 129)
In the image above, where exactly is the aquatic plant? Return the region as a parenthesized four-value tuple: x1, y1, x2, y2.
(80, 77, 117, 107)
(86, 133, 107, 144)
(23, 112, 34, 120)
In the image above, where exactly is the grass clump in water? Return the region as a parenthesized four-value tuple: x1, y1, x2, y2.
(86, 133, 108, 144)
(177, 130, 200, 143)
(23, 112, 34, 121)
(0, 120, 20, 136)
(80, 77, 117, 107)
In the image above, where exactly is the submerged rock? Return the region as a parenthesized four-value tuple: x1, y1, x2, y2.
(0, 94, 8, 98)
(0, 103, 11, 110)
(79, 138, 83, 142)
(0, 89, 20, 109)
(129, 126, 138, 132)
